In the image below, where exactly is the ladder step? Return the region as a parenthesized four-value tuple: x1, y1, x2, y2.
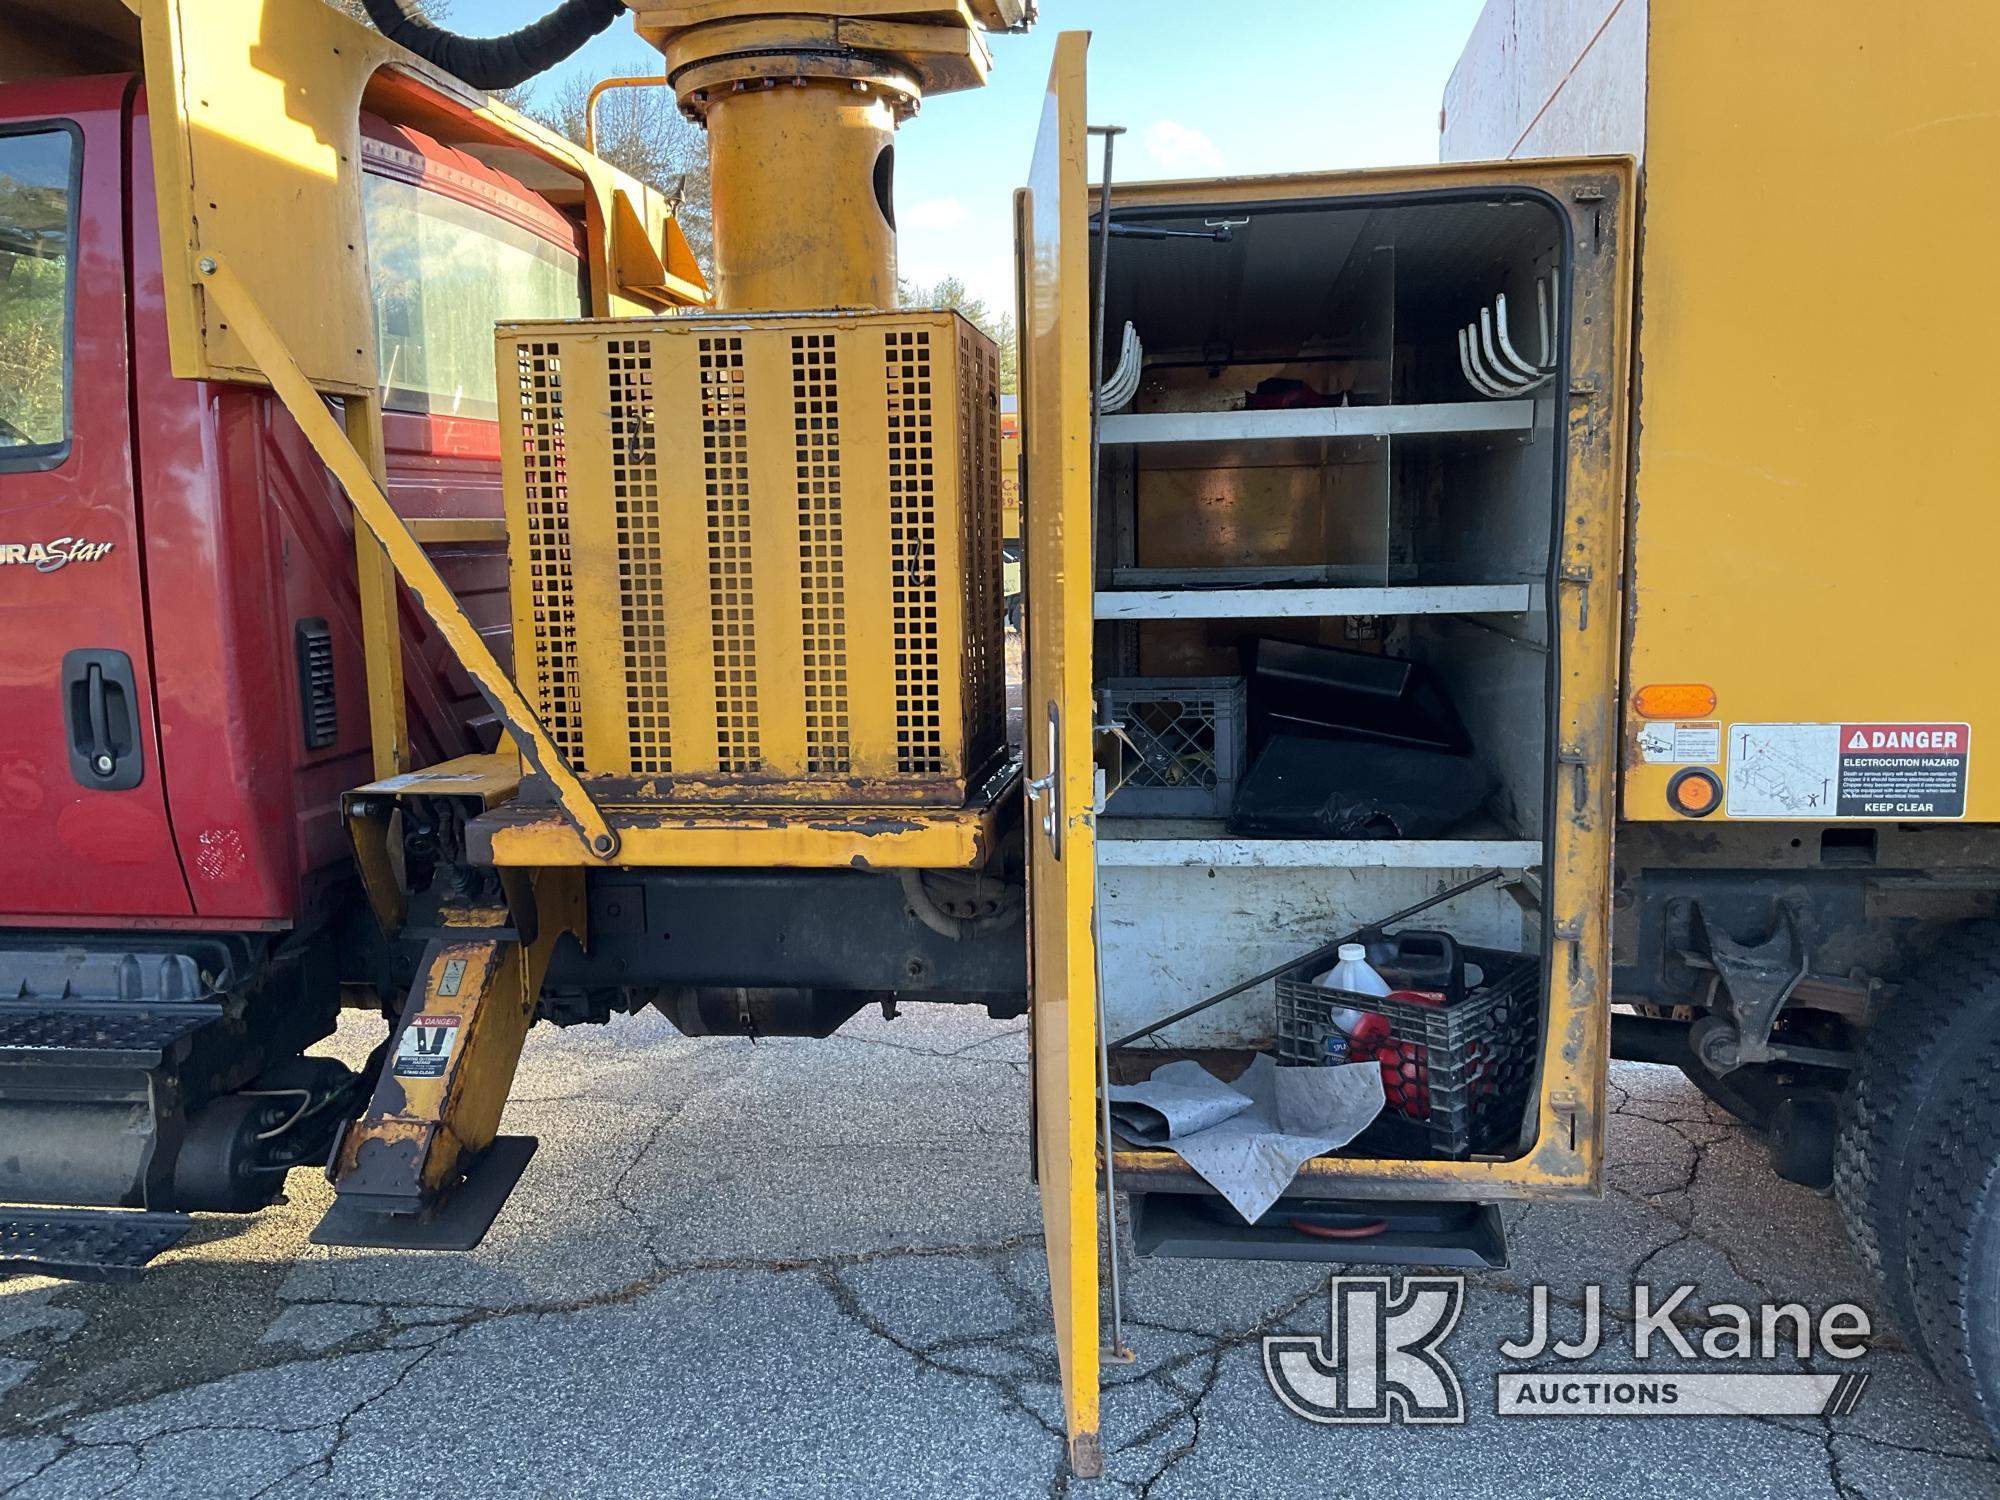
(0, 1002, 224, 1068)
(0, 1207, 195, 1282)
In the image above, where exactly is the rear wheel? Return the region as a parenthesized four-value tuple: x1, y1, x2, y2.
(1832, 922, 2000, 1363)
(1907, 1028, 2000, 1441)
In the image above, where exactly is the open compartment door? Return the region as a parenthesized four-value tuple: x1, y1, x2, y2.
(1018, 30, 1103, 1478)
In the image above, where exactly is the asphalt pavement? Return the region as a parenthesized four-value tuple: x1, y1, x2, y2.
(3, 1002, 1997, 1499)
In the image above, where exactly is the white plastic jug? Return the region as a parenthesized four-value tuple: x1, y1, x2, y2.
(1313, 943, 1392, 998)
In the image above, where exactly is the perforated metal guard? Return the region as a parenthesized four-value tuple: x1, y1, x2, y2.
(610, 337, 671, 775)
(701, 334, 762, 775)
(794, 332, 851, 774)
(959, 330, 1005, 763)
(886, 329, 945, 775)
(514, 340, 583, 768)
(499, 310, 1007, 820)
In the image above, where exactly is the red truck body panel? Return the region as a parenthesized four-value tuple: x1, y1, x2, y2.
(0, 77, 577, 929)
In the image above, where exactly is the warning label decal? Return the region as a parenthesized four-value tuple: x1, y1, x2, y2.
(1637, 720, 1723, 765)
(393, 1013, 462, 1079)
(1726, 722, 1970, 819)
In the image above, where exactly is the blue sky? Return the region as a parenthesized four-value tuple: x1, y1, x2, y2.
(483, 0, 1490, 312)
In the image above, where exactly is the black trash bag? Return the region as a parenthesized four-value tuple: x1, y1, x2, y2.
(1227, 733, 1492, 840)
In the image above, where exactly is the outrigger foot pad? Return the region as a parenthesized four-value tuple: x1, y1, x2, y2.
(310, 1135, 538, 1252)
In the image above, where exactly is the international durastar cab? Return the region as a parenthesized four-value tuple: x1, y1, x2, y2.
(0, 2, 698, 1259)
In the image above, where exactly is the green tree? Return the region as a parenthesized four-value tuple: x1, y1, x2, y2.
(328, 0, 453, 22)
(901, 274, 1017, 394)
(518, 65, 713, 273)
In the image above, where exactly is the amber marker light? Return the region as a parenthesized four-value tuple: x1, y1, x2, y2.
(1667, 767, 1723, 818)
(1634, 683, 1718, 719)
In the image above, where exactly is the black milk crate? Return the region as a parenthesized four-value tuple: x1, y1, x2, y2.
(1274, 947, 1540, 1160)
(1103, 677, 1246, 818)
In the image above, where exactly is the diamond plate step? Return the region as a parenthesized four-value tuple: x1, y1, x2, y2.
(0, 1002, 224, 1068)
(0, 1208, 195, 1282)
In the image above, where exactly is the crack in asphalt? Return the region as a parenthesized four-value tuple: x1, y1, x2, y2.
(1113, 1285, 1326, 1500)
(4, 1054, 1993, 1496)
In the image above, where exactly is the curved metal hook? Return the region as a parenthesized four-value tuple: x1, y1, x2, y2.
(1459, 324, 1515, 398)
(1477, 307, 1539, 393)
(1492, 293, 1550, 384)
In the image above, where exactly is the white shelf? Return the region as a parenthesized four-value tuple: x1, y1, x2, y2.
(1100, 401, 1534, 447)
(1097, 837, 1542, 869)
(1095, 583, 1541, 621)
(1096, 817, 1539, 870)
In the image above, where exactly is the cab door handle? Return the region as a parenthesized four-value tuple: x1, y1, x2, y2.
(62, 649, 144, 791)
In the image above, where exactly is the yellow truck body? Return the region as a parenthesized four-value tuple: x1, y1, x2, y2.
(1445, 0, 2000, 825)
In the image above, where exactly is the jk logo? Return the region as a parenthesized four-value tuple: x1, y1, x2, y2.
(1263, 1275, 1466, 1425)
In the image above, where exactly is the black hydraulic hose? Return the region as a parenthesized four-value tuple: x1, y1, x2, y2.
(359, 0, 626, 91)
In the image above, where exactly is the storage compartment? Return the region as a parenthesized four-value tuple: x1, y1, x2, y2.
(1091, 189, 1567, 1166)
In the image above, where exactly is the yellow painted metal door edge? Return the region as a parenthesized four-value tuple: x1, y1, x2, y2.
(1019, 29, 1102, 1480)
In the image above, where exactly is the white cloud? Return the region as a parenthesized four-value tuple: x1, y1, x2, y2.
(1141, 119, 1224, 174)
(904, 197, 970, 231)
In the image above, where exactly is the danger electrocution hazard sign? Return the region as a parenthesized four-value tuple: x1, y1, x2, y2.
(1725, 722, 1971, 819)
(1836, 723, 1969, 817)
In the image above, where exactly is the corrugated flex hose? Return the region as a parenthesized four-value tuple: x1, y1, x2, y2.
(359, 0, 627, 91)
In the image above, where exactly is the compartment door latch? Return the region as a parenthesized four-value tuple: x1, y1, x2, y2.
(1026, 702, 1063, 859)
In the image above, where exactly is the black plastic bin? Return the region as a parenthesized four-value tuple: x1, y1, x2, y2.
(1275, 947, 1541, 1160)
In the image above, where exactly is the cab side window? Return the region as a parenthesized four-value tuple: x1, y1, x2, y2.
(0, 126, 77, 468)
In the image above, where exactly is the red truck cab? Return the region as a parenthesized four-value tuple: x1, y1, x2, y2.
(0, 73, 585, 1238)
(0, 78, 581, 925)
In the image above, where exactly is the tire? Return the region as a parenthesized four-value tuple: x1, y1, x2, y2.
(1906, 1027, 2000, 1439)
(1833, 922, 2000, 1363)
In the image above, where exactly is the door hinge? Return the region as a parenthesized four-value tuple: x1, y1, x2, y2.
(1559, 560, 1594, 630)
(1553, 914, 1586, 985)
(1556, 743, 1591, 822)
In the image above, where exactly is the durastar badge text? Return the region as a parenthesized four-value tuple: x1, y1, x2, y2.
(0, 539, 116, 572)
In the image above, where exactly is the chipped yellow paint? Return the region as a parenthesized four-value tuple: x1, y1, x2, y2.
(332, 870, 583, 1203)
(468, 798, 1004, 870)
